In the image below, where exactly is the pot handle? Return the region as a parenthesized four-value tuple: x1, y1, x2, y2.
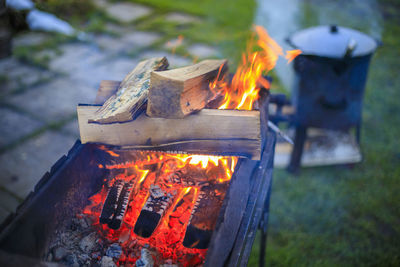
(285, 37, 296, 48)
(344, 38, 357, 58)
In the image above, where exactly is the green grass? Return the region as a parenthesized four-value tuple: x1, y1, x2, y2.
(248, 2, 400, 266)
(130, 0, 257, 66)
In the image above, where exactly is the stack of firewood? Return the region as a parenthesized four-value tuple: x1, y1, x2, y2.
(77, 56, 261, 160)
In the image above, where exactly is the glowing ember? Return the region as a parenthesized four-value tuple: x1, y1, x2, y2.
(210, 25, 301, 110)
(83, 150, 237, 266)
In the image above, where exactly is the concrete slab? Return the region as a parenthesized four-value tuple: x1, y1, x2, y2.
(165, 12, 201, 24)
(121, 31, 161, 48)
(8, 78, 96, 123)
(0, 131, 76, 199)
(187, 44, 219, 58)
(12, 32, 50, 47)
(106, 2, 152, 23)
(0, 57, 55, 97)
(0, 189, 20, 213)
(139, 51, 192, 68)
(62, 119, 80, 139)
(96, 31, 160, 53)
(274, 128, 362, 168)
(0, 107, 44, 148)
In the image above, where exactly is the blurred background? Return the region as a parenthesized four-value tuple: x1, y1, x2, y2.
(0, 0, 399, 265)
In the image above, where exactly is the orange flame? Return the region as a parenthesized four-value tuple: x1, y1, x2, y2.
(84, 150, 238, 266)
(167, 35, 184, 54)
(210, 25, 301, 110)
(285, 49, 302, 63)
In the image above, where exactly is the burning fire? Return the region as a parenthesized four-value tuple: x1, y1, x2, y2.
(85, 150, 237, 266)
(210, 25, 301, 110)
(82, 25, 298, 266)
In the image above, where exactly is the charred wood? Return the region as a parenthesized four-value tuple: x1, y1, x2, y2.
(108, 181, 134, 230)
(134, 185, 176, 238)
(183, 183, 229, 249)
(99, 180, 124, 225)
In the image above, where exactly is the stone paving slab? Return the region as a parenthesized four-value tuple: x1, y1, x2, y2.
(0, 107, 45, 148)
(187, 44, 219, 58)
(12, 32, 50, 47)
(0, 206, 9, 224)
(104, 23, 131, 35)
(96, 31, 160, 53)
(138, 50, 192, 68)
(106, 2, 152, 23)
(164, 37, 185, 51)
(8, 78, 97, 123)
(0, 58, 55, 97)
(61, 119, 80, 139)
(0, 131, 76, 199)
(0, 189, 20, 213)
(48, 43, 140, 88)
(165, 12, 201, 24)
(48, 43, 100, 74)
(95, 57, 140, 82)
(122, 31, 161, 48)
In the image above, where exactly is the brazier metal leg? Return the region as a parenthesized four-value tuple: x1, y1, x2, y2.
(355, 122, 361, 145)
(287, 126, 307, 174)
(259, 183, 272, 267)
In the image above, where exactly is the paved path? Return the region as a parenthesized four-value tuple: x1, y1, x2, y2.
(0, 1, 220, 223)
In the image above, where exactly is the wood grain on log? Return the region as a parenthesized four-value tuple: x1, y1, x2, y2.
(147, 59, 228, 118)
(89, 57, 169, 124)
(94, 80, 120, 105)
(78, 105, 261, 160)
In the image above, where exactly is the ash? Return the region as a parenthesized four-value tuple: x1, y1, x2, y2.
(46, 214, 112, 266)
(46, 214, 178, 267)
(46, 214, 163, 267)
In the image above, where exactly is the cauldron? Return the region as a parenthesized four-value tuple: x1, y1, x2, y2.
(285, 25, 380, 172)
(287, 25, 379, 130)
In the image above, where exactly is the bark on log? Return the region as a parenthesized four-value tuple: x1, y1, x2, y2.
(89, 57, 169, 124)
(147, 59, 228, 118)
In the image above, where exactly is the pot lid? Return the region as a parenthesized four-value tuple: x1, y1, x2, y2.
(288, 25, 378, 58)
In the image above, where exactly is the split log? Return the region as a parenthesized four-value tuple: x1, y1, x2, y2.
(94, 80, 120, 105)
(108, 180, 134, 230)
(147, 59, 228, 119)
(77, 105, 261, 160)
(134, 185, 176, 238)
(183, 183, 229, 249)
(99, 180, 124, 224)
(89, 57, 169, 124)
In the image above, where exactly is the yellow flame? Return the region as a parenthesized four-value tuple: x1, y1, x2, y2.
(210, 25, 301, 111)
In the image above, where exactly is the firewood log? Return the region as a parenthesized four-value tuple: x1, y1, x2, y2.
(89, 57, 169, 124)
(108, 180, 134, 230)
(146, 59, 228, 118)
(78, 105, 261, 160)
(99, 180, 124, 224)
(183, 183, 229, 249)
(134, 184, 176, 238)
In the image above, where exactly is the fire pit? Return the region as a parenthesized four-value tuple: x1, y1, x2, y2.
(0, 25, 300, 266)
(0, 114, 275, 267)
